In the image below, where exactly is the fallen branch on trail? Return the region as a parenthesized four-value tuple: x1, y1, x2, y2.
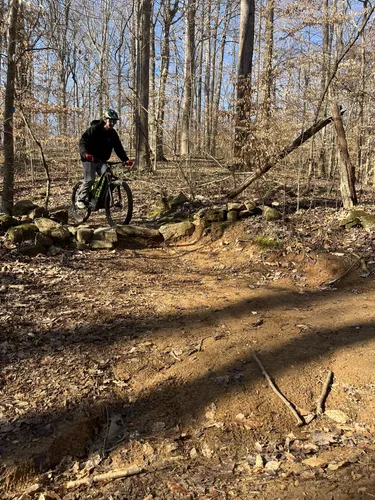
(322, 252, 365, 287)
(63, 457, 178, 490)
(251, 352, 304, 427)
(227, 110, 345, 199)
(63, 465, 145, 489)
(316, 370, 333, 415)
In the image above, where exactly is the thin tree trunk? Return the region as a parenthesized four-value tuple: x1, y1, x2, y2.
(203, 0, 213, 155)
(357, 0, 368, 182)
(149, 6, 156, 157)
(180, 0, 196, 157)
(2, 0, 20, 214)
(330, 100, 357, 208)
(234, 0, 255, 164)
(211, 0, 230, 156)
(260, 0, 274, 124)
(155, 0, 178, 161)
(135, 0, 151, 170)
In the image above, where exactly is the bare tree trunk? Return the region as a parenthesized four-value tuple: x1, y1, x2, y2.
(180, 0, 196, 157)
(317, 0, 331, 177)
(260, 0, 274, 124)
(330, 100, 357, 208)
(155, 0, 178, 161)
(20, 107, 51, 209)
(203, 1, 211, 155)
(357, 0, 368, 182)
(149, 5, 156, 157)
(195, 6, 204, 154)
(211, 0, 230, 156)
(2, 0, 20, 214)
(234, 0, 255, 164)
(135, 0, 151, 170)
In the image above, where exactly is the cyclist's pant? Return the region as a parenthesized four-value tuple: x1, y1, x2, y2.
(79, 161, 107, 201)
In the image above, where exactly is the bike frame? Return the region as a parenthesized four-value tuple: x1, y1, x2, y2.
(89, 161, 122, 211)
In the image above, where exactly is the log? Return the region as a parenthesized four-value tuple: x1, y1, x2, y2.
(227, 111, 345, 199)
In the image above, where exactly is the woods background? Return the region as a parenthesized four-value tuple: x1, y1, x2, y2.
(1, 0, 374, 213)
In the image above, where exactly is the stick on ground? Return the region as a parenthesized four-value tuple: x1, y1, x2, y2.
(316, 370, 333, 415)
(251, 352, 304, 427)
(64, 465, 145, 489)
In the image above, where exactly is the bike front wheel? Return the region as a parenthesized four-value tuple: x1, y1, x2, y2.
(105, 180, 133, 226)
(72, 181, 91, 224)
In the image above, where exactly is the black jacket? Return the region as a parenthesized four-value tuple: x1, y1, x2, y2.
(79, 120, 129, 162)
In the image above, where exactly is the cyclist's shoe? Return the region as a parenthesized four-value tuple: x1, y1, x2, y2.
(76, 200, 87, 209)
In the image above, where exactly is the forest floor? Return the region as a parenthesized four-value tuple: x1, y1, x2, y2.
(1, 164, 375, 499)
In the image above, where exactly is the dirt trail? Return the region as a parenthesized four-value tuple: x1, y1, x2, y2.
(1, 223, 375, 499)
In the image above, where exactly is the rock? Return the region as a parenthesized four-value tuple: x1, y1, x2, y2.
(263, 206, 282, 221)
(29, 207, 49, 219)
(168, 192, 189, 209)
(19, 215, 32, 223)
(239, 210, 252, 219)
(226, 210, 238, 222)
(34, 218, 71, 241)
(76, 227, 93, 243)
(227, 202, 244, 211)
(0, 214, 19, 231)
(90, 240, 114, 250)
(360, 214, 375, 231)
(93, 227, 118, 243)
(159, 221, 195, 241)
(16, 244, 47, 257)
(35, 232, 53, 247)
(115, 225, 163, 241)
(339, 210, 366, 228)
(67, 226, 78, 237)
(211, 221, 229, 241)
(7, 223, 39, 243)
(13, 200, 38, 216)
(244, 200, 257, 212)
(147, 198, 170, 218)
(50, 210, 69, 224)
(77, 242, 90, 251)
(192, 217, 210, 229)
(203, 208, 227, 222)
(47, 245, 61, 256)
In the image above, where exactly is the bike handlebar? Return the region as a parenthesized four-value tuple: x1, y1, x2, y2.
(92, 159, 133, 167)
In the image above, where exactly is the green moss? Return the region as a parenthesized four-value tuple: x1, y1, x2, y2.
(253, 235, 279, 249)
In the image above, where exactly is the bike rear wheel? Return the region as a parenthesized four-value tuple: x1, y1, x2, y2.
(72, 181, 91, 223)
(105, 180, 133, 226)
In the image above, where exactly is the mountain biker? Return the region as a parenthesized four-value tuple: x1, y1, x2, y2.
(77, 108, 133, 209)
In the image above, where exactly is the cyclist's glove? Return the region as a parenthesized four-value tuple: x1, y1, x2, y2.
(85, 154, 94, 162)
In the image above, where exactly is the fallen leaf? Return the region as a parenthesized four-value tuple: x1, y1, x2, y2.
(310, 430, 339, 446)
(205, 403, 217, 420)
(325, 409, 349, 424)
(254, 454, 263, 468)
(167, 482, 189, 494)
(265, 460, 280, 471)
(327, 460, 349, 471)
(303, 457, 328, 468)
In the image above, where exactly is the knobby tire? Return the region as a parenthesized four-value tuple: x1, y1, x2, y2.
(105, 181, 133, 226)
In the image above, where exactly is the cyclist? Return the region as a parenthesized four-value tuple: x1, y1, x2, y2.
(77, 108, 133, 209)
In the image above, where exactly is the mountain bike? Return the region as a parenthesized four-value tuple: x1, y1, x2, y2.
(72, 160, 133, 226)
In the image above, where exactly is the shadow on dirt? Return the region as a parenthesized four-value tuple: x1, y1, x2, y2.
(1, 283, 375, 481)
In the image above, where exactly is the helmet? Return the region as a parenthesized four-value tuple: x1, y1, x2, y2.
(103, 108, 119, 121)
